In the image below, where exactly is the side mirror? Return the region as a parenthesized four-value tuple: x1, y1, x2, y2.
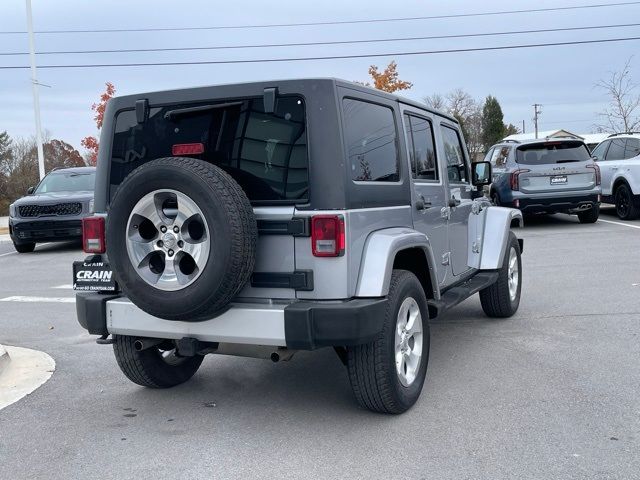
(27, 186, 35, 195)
(472, 161, 492, 186)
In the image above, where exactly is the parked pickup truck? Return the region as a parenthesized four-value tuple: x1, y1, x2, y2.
(74, 79, 524, 414)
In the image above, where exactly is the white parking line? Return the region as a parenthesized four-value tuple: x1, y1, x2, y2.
(0, 296, 75, 303)
(0, 242, 54, 258)
(599, 219, 640, 230)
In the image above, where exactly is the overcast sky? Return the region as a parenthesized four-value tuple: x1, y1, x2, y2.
(1, 0, 639, 152)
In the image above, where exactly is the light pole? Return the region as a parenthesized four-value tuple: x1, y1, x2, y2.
(25, 0, 45, 180)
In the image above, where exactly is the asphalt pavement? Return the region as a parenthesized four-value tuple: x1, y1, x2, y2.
(0, 208, 639, 480)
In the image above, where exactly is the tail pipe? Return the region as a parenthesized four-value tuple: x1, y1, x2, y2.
(134, 338, 164, 351)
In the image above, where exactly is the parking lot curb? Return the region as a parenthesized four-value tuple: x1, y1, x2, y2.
(0, 344, 10, 376)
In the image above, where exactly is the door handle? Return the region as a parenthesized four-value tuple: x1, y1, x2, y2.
(448, 197, 461, 208)
(415, 194, 432, 211)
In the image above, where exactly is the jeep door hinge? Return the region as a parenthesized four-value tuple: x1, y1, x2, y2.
(442, 252, 451, 266)
(440, 206, 451, 220)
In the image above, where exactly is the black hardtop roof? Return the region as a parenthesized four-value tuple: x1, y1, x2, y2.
(112, 77, 459, 124)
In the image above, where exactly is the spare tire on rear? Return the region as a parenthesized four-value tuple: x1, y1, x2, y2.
(106, 157, 257, 321)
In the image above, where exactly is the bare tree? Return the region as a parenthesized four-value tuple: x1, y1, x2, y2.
(596, 57, 640, 132)
(422, 93, 446, 111)
(446, 89, 477, 121)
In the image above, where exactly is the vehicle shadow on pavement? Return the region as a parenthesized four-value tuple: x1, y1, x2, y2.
(34, 240, 83, 253)
(99, 304, 507, 419)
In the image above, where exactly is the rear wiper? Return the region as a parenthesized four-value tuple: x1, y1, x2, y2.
(164, 101, 243, 121)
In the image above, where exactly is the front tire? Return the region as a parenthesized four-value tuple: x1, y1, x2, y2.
(112, 335, 204, 388)
(346, 270, 430, 414)
(480, 232, 522, 318)
(615, 184, 640, 220)
(13, 242, 35, 253)
(577, 204, 600, 224)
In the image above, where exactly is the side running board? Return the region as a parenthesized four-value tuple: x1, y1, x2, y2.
(428, 271, 499, 318)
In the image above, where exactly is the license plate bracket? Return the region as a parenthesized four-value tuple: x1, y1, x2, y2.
(73, 257, 118, 292)
(550, 175, 568, 185)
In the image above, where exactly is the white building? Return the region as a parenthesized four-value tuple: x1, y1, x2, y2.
(502, 129, 610, 151)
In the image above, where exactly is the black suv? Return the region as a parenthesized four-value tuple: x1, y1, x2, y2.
(8, 166, 96, 253)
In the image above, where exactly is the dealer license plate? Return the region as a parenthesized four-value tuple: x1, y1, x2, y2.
(550, 175, 568, 185)
(73, 259, 118, 292)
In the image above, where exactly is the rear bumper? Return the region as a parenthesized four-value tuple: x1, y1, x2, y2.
(76, 293, 387, 350)
(515, 193, 600, 213)
(9, 217, 83, 243)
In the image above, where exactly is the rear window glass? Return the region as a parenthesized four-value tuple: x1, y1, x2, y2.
(110, 96, 308, 203)
(343, 99, 399, 182)
(516, 141, 591, 165)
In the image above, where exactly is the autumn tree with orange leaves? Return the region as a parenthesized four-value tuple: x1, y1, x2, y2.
(81, 82, 115, 165)
(363, 61, 412, 93)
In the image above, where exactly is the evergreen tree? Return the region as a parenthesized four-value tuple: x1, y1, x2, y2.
(482, 96, 506, 148)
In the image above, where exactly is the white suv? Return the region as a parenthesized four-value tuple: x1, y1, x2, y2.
(591, 133, 640, 219)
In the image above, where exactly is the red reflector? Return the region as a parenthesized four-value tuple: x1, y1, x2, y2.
(172, 143, 204, 156)
(82, 216, 106, 254)
(311, 215, 345, 257)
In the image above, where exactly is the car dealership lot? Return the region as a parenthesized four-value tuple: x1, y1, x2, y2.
(0, 209, 639, 480)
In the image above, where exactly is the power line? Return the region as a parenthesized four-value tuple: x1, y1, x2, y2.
(2, 22, 638, 56)
(1, 1, 639, 34)
(1, 36, 639, 70)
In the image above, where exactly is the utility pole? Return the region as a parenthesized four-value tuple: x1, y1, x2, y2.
(26, 0, 45, 180)
(532, 104, 542, 139)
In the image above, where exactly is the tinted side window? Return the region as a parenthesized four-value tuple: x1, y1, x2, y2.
(344, 99, 399, 182)
(490, 146, 511, 167)
(404, 114, 438, 181)
(605, 138, 626, 160)
(590, 141, 609, 160)
(624, 138, 640, 159)
(441, 125, 469, 183)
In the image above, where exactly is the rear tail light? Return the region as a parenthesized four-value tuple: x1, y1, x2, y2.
(587, 163, 601, 185)
(311, 215, 345, 257)
(510, 169, 530, 191)
(82, 216, 106, 254)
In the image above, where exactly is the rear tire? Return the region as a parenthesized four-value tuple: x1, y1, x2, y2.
(480, 232, 522, 318)
(615, 184, 640, 220)
(13, 242, 35, 253)
(112, 335, 204, 388)
(577, 204, 600, 224)
(346, 270, 430, 414)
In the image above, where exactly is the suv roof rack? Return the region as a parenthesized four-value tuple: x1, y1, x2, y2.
(608, 132, 640, 137)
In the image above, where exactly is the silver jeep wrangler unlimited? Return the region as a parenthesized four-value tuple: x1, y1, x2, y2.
(75, 79, 523, 414)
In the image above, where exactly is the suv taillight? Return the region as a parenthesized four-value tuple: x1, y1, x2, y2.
(311, 215, 345, 257)
(587, 163, 601, 185)
(510, 169, 530, 191)
(82, 216, 106, 254)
